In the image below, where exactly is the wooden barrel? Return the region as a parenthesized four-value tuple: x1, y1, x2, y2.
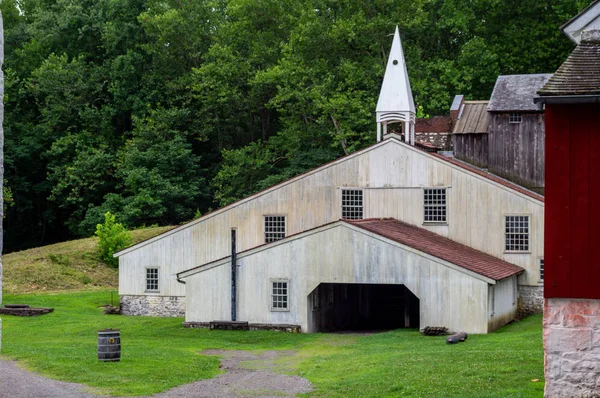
(98, 329, 121, 362)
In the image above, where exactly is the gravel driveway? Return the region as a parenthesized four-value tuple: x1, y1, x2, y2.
(0, 350, 312, 398)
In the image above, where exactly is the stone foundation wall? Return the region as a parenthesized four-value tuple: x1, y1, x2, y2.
(518, 285, 544, 316)
(120, 295, 185, 317)
(183, 321, 301, 333)
(415, 132, 452, 150)
(544, 298, 600, 398)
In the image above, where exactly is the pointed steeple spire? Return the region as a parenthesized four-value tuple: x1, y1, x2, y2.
(376, 26, 416, 144)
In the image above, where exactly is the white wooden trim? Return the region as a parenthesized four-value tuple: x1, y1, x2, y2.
(114, 139, 393, 257)
(179, 221, 498, 284)
(116, 137, 543, 259)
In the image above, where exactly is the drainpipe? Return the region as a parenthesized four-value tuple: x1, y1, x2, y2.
(231, 228, 237, 322)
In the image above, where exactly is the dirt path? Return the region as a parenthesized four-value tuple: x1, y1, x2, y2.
(0, 359, 98, 398)
(152, 350, 312, 398)
(0, 350, 312, 398)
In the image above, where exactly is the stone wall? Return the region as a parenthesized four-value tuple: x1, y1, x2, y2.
(544, 298, 600, 398)
(415, 115, 454, 150)
(518, 285, 544, 316)
(415, 132, 452, 150)
(183, 321, 301, 333)
(120, 295, 185, 317)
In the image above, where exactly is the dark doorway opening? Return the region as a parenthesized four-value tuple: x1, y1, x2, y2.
(308, 283, 419, 332)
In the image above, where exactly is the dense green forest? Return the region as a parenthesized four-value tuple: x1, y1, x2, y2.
(1, 0, 589, 252)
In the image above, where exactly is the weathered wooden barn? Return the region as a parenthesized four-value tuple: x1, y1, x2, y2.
(536, 3, 600, 394)
(451, 99, 489, 168)
(487, 74, 551, 194)
(115, 28, 545, 333)
(179, 217, 523, 334)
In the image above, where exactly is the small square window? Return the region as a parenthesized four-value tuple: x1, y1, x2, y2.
(539, 258, 544, 281)
(146, 268, 159, 292)
(264, 216, 286, 243)
(505, 215, 530, 252)
(341, 189, 363, 220)
(271, 280, 289, 311)
(424, 188, 447, 223)
(509, 113, 522, 123)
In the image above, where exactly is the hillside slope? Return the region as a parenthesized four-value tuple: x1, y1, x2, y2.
(2, 226, 173, 294)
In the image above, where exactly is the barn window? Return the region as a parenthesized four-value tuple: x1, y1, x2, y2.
(539, 258, 544, 281)
(271, 279, 289, 311)
(505, 215, 530, 252)
(264, 215, 286, 243)
(424, 188, 447, 223)
(312, 287, 320, 311)
(509, 112, 522, 123)
(146, 268, 159, 292)
(341, 189, 363, 219)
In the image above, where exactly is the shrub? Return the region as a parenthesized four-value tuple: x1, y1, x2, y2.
(95, 212, 133, 268)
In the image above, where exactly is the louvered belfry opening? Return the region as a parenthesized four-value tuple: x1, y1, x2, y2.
(308, 283, 419, 333)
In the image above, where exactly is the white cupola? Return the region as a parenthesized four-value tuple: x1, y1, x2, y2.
(376, 26, 416, 144)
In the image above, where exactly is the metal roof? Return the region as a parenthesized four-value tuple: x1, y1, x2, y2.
(487, 74, 553, 112)
(179, 218, 525, 282)
(538, 30, 600, 97)
(452, 101, 489, 134)
(347, 219, 524, 281)
(376, 26, 415, 117)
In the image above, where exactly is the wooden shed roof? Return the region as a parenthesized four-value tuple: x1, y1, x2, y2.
(537, 30, 600, 96)
(348, 218, 524, 281)
(452, 101, 489, 134)
(488, 74, 552, 112)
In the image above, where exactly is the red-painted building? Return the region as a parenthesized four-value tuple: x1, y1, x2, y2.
(536, 6, 600, 395)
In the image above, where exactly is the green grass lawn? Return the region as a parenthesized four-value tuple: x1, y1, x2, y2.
(0, 290, 544, 397)
(3, 226, 173, 295)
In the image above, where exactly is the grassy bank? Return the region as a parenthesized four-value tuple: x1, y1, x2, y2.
(1, 291, 544, 397)
(2, 226, 173, 294)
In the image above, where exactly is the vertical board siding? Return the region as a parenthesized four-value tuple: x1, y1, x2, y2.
(488, 113, 545, 193)
(453, 134, 489, 168)
(488, 277, 518, 332)
(545, 104, 600, 299)
(120, 138, 544, 298)
(186, 224, 493, 334)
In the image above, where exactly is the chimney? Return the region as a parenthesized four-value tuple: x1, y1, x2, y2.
(450, 95, 465, 122)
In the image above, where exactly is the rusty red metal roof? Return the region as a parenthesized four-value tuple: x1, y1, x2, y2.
(348, 218, 524, 281)
(428, 152, 544, 202)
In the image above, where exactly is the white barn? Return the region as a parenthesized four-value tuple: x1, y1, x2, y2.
(115, 28, 545, 333)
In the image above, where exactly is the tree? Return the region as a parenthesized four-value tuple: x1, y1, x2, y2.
(95, 212, 132, 268)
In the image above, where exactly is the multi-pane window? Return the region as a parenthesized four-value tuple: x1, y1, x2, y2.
(264, 216, 286, 243)
(505, 215, 530, 252)
(540, 258, 545, 281)
(146, 268, 159, 292)
(424, 188, 447, 223)
(509, 112, 522, 123)
(271, 280, 289, 311)
(341, 189, 363, 220)
(312, 287, 320, 311)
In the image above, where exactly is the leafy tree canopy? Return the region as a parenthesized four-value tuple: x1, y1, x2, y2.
(0, 0, 588, 251)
